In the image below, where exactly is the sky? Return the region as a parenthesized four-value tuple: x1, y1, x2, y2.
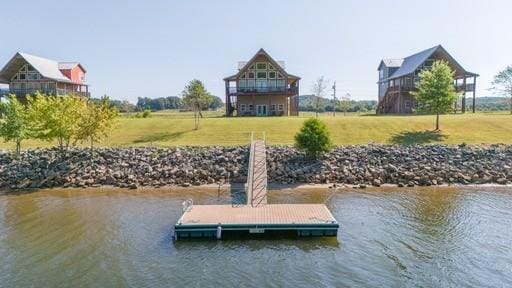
(1, 0, 511, 102)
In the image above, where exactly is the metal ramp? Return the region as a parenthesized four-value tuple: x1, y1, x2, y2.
(246, 133, 267, 207)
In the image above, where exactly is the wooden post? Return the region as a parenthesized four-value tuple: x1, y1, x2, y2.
(472, 76, 477, 113)
(225, 80, 230, 117)
(462, 77, 466, 113)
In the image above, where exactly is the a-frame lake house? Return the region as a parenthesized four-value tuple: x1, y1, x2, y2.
(377, 45, 478, 114)
(0, 52, 89, 99)
(224, 49, 300, 116)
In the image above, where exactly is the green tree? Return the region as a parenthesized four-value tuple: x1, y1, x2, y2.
(27, 93, 85, 154)
(0, 95, 32, 157)
(294, 118, 333, 159)
(412, 60, 457, 130)
(182, 79, 213, 130)
(76, 96, 118, 151)
(491, 66, 512, 114)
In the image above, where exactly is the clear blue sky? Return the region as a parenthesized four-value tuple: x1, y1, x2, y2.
(2, 0, 511, 102)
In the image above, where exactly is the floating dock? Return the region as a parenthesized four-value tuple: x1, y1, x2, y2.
(175, 204, 338, 239)
(174, 134, 339, 240)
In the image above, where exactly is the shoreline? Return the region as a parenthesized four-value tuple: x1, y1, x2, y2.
(2, 182, 512, 196)
(1, 145, 511, 192)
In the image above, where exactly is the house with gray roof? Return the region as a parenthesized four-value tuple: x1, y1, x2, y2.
(224, 48, 300, 116)
(377, 45, 478, 114)
(0, 52, 89, 99)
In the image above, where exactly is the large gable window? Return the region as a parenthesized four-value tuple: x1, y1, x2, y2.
(12, 64, 40, 81)
(268, 71, 276, 79)
(256, 62, 267, 70)
(257, 71, 267, 79)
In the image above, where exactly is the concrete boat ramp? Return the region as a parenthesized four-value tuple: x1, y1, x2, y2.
(174, 135, 339, 240)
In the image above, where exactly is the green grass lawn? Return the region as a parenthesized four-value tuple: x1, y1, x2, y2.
(2, 110, 512, 149)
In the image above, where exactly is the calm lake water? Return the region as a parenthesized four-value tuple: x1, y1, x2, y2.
(0, 186, 511, 287)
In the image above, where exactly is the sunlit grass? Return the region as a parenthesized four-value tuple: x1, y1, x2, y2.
(1, 110, 511, 150)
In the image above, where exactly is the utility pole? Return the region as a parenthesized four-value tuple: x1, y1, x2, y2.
(332, 81, 336, 116)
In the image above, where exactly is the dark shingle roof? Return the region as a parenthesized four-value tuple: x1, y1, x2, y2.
(387, 45, 440, 80)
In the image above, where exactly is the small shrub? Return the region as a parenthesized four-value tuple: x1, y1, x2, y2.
(295, 118, 333, 159)
(142, 109, 152, 118)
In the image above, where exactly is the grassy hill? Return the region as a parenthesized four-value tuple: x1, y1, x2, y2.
(2, 110, 512, 150)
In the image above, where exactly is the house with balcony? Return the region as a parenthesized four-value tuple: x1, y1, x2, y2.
(0, 52, 89, 99)
(377, 45, 478, 114)
(224, 48, 300, 116)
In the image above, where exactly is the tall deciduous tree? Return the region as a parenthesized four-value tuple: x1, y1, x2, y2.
(76, 96, 118, 151)
(311, 76, 329, 118)
(182, 79, 212, 130)
(491, 66, 512, 114)
(0, 95, 31, 157)
(412, 60, 457, 130)
(27, 93, 86, 154)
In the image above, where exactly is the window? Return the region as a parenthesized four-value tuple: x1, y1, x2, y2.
(249, 64, 255, 70)
(379, 69, 384, 79)
(278, 104, 284, 111)
(28, 73, 38, 80)
(240, 104, 246, 112)
(268, 71, 276, 79)
(268, 63, 275, 70)
(248, 104, 254, 111)
(257, 71, 267, 79)
(27, 65, 35, 72)
(19, 73, 26, 80)
(277, 72, 284, 79)
(248, 72, 255, 79)
(256, 62, 267, 70)
(240, 73, 246, 79)
(271, 104, 276, 111)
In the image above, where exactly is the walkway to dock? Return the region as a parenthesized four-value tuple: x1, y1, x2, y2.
(174, 133, 339, 240)
(246, 139, 267, 207)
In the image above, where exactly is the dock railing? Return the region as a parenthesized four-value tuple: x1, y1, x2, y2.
(246, 132, 255, 206)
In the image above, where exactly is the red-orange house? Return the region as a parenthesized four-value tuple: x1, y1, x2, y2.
(0, 52, 89, 98)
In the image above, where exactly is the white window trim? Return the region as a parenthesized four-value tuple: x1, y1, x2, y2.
(278, 104, 284, 111)
(240, 104, 246, 112)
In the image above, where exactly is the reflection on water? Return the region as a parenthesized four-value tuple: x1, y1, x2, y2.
(1, 186, 511, 287)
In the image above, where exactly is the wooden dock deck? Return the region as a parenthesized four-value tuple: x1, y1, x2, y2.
(174, 204, 339, 239)
(174, 134, 339, 240)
